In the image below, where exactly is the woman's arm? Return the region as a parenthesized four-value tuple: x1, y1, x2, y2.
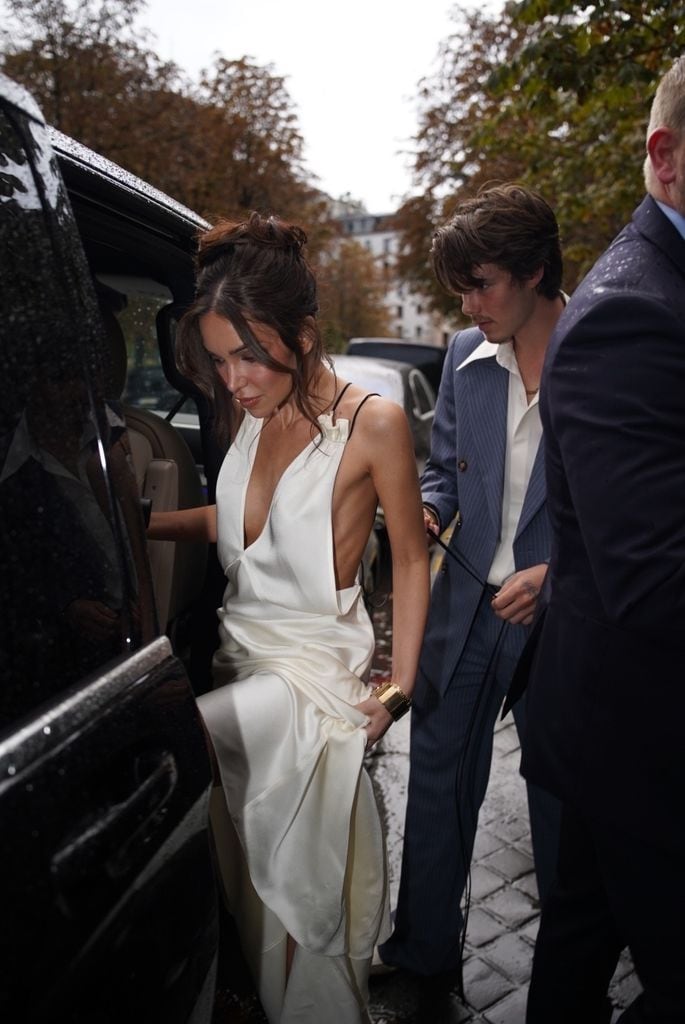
(148, 504, 218, 544)
(355, 401, 430, 744)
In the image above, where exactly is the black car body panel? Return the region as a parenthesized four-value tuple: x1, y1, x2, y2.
(0, 73, 218, 1021)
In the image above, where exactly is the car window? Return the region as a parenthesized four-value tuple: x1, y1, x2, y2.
(95, 274, 207, 486)
(408, 368, 436, 418)
(0, 107, 156, 728)
(96, 274, 182, 412)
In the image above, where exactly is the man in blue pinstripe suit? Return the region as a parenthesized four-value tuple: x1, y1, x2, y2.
(378, 185, 564, 1008)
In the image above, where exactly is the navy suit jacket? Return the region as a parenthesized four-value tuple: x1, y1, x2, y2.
(522, 196, 685, 848)
(417, 327, 550, 698)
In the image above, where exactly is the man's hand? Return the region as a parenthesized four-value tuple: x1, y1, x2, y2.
(491, 564, 548, 625)
(423, 506, 440, 538)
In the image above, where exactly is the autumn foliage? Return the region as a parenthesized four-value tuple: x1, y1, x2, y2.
(0, 0, 390, 344)
(3, 0, 684, 325)
(393, 0, 685, 312)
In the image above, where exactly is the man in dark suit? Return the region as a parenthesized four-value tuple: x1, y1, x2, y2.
(521, 57, 685, 1024)
(378, 185, 564, 1008)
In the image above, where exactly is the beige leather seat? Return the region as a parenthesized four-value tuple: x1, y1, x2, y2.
(101, 307, 207, 634)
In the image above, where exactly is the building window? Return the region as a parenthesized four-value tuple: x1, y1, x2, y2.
(396, 305, 403, 319)
(415, 325, 422, 338)
(416, 303, 423, 315)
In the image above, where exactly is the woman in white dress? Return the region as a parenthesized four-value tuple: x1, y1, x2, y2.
(149, 213, 429, 1023)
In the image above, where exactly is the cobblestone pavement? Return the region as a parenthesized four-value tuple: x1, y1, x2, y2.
(366, 599, 641, 1024)
(366, 713, 642, 1023)
(213, 596, 641, 1023)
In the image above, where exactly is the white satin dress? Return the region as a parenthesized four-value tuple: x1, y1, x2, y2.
(197, 399, 391, 1024)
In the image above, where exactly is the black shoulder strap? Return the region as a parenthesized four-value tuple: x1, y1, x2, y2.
(331, 381, 353, 412)
(349, 393, 379, 437)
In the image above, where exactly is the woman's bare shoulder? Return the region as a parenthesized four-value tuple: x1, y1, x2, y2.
(333, 383, 404, 431)
(333, 384, 411, 454)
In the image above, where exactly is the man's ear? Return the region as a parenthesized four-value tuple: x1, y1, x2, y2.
(647, 127, 678, 185)
(527, 266, 544, 291)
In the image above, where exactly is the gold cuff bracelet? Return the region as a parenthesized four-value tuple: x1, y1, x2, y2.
(372, 682, 412, 721)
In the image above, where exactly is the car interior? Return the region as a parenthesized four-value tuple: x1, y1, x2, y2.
(50, 133, 397, 687)
(98, 298, 207, 631)
(54, 137, 227, 692)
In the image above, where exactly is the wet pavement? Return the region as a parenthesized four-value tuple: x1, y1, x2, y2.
(213, 595, 641, 1023)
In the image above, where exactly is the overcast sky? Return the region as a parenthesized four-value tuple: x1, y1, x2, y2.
(139, 0, 499, 213)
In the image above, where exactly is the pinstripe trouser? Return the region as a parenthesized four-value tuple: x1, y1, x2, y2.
(379, 593, 560, 976)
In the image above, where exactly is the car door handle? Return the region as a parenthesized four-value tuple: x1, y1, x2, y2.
(140, 495, 153, 526)
(51, 750, 179, 887)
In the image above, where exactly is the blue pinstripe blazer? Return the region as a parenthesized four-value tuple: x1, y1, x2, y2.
(417, 327, 551, 698)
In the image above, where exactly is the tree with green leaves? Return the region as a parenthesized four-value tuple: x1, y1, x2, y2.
(487, 0, 685, 279)
(395, 0, 685, 311)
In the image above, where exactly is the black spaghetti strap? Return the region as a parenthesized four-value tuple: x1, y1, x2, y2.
(349, 393, 379, 437)
(331, 381, 353, 412)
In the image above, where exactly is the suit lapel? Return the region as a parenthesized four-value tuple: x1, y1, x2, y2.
(456, 356, 508, 535)
(633, 196, 685, 280)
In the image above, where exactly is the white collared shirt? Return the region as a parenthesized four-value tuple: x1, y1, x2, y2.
(456, 339, 542, 587)
(489, 342, 542, 585)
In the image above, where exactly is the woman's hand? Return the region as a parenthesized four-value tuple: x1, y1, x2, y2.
(147, 504, 218, 543)
(355, 692, 394, 750)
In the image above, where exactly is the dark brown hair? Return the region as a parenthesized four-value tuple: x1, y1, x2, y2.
(431, 183, 563, 300)
(176, 212, 325, 447)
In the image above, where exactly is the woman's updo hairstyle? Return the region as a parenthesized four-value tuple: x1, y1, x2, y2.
(176, 212, 325, 447)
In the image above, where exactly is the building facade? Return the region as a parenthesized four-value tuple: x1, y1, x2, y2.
(335, 205, 451, 348)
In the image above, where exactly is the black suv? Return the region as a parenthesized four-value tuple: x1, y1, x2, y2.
(0, 74, 219, 1022)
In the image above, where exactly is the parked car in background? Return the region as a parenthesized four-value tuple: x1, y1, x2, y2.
(0, 73, 219, 1023)
(346, 336, 447, 394)
(331, 353, 437, 591)
(331, 353, 436, 470)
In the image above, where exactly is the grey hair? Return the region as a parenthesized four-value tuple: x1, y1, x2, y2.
(644, 55, 685, 190)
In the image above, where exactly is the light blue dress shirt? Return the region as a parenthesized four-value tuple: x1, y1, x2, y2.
(655, 199, 685, 241)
